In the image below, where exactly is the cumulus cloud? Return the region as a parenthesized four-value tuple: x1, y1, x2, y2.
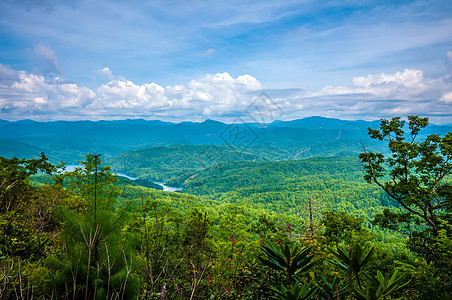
(94, 67, 115, 81)
(281, 69, 452, 123)
(0, 65, 262, 120)
(0, 64, 95, 119)
(90, 72, 262, 118)
(311, 69, 439, 100)
(33, 43, 62, 75)
(353, 69, 423, 88)
(1, 64, 451, 123)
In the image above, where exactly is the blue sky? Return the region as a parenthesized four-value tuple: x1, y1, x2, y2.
(0, 0, 451, 123)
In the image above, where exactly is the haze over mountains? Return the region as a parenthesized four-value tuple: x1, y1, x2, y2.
(1, 116, 451, 166)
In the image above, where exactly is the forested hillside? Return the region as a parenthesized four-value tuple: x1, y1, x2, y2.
(1, 116, 451, 299)
(106, 140, 385, 186)
(1, 116, 431, 164)
(3, 117, 450, 165)
(182, 157, 409, 243)
(106, 144, 292, 185)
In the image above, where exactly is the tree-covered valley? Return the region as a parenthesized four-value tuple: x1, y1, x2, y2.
(1, 116, 451, 299)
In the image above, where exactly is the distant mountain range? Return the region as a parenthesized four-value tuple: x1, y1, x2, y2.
(1, 116, 450, 165)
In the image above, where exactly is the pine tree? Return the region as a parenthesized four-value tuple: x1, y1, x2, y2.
(50, 154, 138, 299)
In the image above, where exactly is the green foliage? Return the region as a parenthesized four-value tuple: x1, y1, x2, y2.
(360, 115, 451, 234)
(0, 258, 36, 298)
(22, 260, 54, 297)
(1, 126, 449, 300)
(257, 241, 319, 300)
(371, 208, 419, 235)
(270, 281, 317, 300)
(0, 153, 62, 261)
(50, 153, 138, 299)
(183, 208, 213, 261)
(321, 211, 370, 246)
(258, 243, 317, 285)
(184, 157, 394, 219)
(316, 276, 349, 300)
(396, 257, 451, 300)
(107, 144, 268, 185)
(64, 154, 119, 207)
(329, 243, 375, 282)
(0, 212, 51, 259)
(0, 152, 55, 213)
(354, 270, 409, 300)
(360, 116, 452, 298)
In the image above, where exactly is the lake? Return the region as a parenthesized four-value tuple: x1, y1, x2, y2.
(63, 165, 183, 192)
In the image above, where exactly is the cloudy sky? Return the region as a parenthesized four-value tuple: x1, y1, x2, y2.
(0, 0, 451, 123)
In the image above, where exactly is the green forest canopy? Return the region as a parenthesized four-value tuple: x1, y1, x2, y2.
(0, 116, 451, 299)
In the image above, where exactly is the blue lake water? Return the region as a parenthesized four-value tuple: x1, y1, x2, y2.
(63, 165, 183, 192)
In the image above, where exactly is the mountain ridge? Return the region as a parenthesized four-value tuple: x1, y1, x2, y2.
(1, 116, 450, 164)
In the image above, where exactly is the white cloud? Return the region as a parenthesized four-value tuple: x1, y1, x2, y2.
(311, 69, 446, 100)
(440, 91, 452, 103)
(91, 72, 262, 117)
(277, 68, 452, 123)
(94, 67, 115, 80)
(1, 64, 450, 123)
(352, 69, 423, 88)
(0, 65, 262, 120)
(0, 65, 95, 118)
